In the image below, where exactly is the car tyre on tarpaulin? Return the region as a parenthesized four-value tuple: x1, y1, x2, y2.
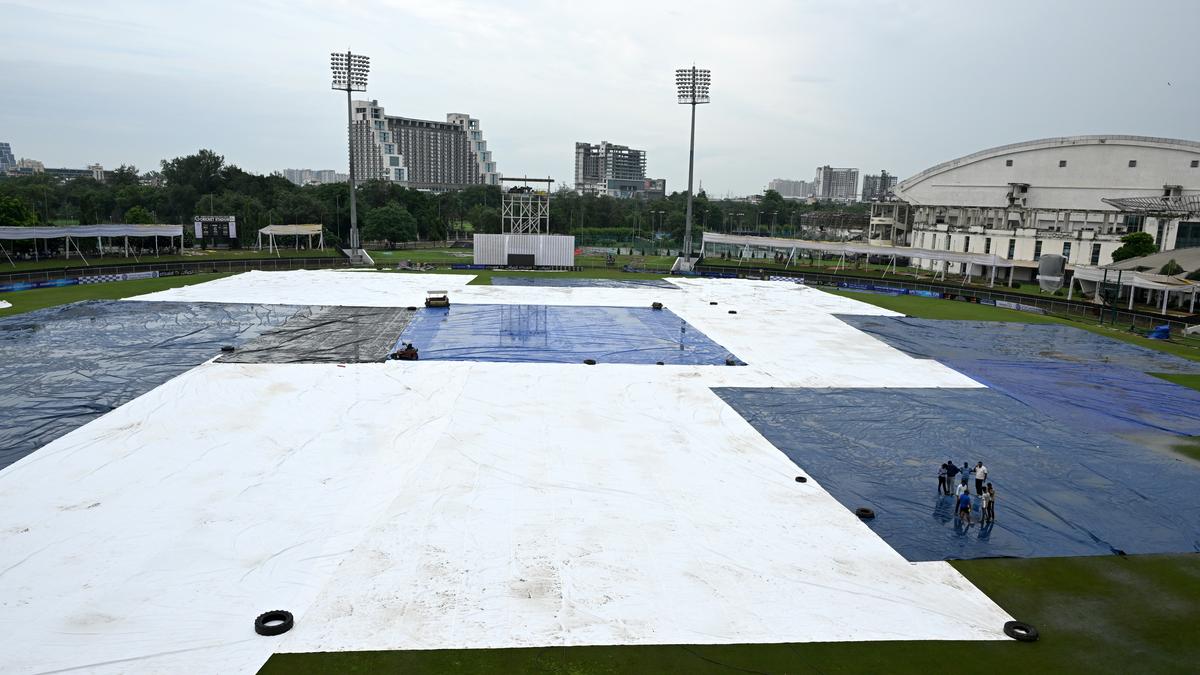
(1003, 620, 1039, 642)
(855, 507, 875, 519)
(255, 610, 294, 636)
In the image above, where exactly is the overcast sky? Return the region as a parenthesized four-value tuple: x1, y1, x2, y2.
(2, 0, 1198, 195)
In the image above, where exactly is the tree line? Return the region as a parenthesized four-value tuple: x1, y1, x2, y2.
(0, 149, 860, 249)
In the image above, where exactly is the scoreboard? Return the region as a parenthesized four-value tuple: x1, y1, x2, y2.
(193, 215, 238, 249)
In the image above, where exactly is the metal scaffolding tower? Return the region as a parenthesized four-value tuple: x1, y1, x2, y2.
(501, 177, 553, 234)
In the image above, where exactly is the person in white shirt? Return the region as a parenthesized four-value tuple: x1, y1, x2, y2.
(974, 462, 989, 495)
(955, 478, 968, 499)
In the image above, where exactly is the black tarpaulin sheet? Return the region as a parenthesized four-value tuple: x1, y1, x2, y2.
(396, 304, 738, 365)
(218, 306, 415, 364)
(838, 316, 1200, 374)
(0, 300, 303, 470)
(716, 387, 1200, 561)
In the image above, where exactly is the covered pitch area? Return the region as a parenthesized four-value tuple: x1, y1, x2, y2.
(1, 270, 1197, 673)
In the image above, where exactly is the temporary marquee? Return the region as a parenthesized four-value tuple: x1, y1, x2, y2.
(0, 224, 185, 264)
(1071, 265, 1198, 314)
(256, 224, 324, 253)
(701, 232, 1015, 286)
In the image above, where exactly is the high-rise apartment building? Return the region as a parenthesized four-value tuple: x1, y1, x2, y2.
(0, 142, 15, 172)
(768, 178, 813, 199)
(860, 170, 898, 201)
(575, 141, 649, 198)
(350, 100, 500, 191)
(281, 168, 349, 186)
(814, 165, 860, 202)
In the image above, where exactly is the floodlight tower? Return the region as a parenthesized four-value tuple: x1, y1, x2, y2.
(330, 51, 369, 258)
(675, 66, 710, 263)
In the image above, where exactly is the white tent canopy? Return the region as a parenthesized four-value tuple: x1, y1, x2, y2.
(701, 232, 1014, 286)
(0, 224, 182, 239)
(1071, 264, 1198, 314)
(257, 224, 324, 253)
(0, 224, 185, 265)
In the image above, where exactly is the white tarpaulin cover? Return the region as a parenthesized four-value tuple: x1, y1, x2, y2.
(0, 224, 183, 239)
(0, 273, 1011, 674)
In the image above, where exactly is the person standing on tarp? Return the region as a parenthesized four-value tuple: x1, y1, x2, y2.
(961, 462, 971, 491)
(938, 462, 949, 495)
(983, 483, 996, 523)
(957, 489, 972, 525)
(974, 462, 989, 495)
(946, 460, 960, 491)
(955, 476, 968, 499)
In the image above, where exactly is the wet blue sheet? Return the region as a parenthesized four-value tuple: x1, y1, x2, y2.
(838, 316, 1200, 374)
(0, 300, 303, 471)
(489, 276, 678, 289)
(949, 359, 1200, 438)
(395, 304, 738, 365)
(838, 315, 1200, 443)
(716, 387, 1200, 561)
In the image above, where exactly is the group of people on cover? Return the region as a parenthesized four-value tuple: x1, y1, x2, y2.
(938, 461, 995, 525)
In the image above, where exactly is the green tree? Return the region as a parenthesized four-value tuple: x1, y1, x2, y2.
(160, 149, 226, 194)
(0, 195, 36, 226)
(467, 204, 501, 234)
(1159, 259, 1184, 275)
(124, 205, 154, 224)
(363, 202, 418, 246)
(110, 165, 140, 187)
(1110, 231, 1158, 262)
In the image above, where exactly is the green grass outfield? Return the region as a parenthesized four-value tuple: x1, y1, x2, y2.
(0, 273, 233, 317)
(260, 553, 1200, 675)
(0, 247, 340, 273)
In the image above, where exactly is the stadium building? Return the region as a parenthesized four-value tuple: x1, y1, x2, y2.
(872, 135, 1200, 280)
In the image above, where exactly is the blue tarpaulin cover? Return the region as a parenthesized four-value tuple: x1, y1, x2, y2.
(489, 276, 679, 289)
(838, 316, 1200, 374)
(838, 315, 1200, 440)
(0, 301, 302, 470)
(395, 304, 738, 365)
(947, 359, 1200, 438)
(716, 386, 1200, 561)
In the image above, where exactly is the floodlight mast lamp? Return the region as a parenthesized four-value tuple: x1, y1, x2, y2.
(331, 51, 369, 255)
(676, 66, 710, 262)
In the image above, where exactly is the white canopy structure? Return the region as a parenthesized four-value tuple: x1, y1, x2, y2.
(1070, 265, 1198, 315)
(0, 224, 185, 265)
(701, 232, 1015, 286)
(257, 224, 324, 254)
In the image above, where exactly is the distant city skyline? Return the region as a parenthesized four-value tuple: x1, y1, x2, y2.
(2, 1, 1198, 195)
(280, 168, 348, 186)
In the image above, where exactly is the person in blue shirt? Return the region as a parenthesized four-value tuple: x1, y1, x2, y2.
(957, 490, 972, 525)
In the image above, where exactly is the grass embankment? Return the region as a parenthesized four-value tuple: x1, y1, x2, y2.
(0, 273, 232, 317)
(1, 248, 340, 273)
(259, 553, 1200, 675)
